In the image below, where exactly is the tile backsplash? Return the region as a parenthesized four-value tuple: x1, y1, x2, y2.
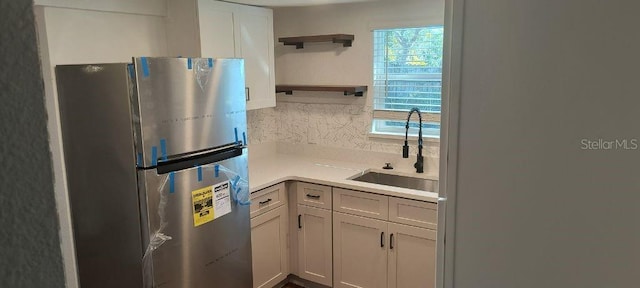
(247, 102, 440, 159)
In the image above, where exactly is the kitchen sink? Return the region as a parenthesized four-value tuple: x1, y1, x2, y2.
(350, 171, 438, 192)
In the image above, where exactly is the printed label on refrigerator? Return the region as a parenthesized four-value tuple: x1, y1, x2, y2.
(192, 186, 214, 227)
(213, 180, 232, 219)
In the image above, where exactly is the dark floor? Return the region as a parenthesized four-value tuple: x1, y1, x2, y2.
(281, 284, 304, 288)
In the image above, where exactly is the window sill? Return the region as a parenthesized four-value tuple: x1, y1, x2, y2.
(368, 132, 440, 143)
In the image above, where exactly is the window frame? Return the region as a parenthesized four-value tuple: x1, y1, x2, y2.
(369, 24, 444, 140)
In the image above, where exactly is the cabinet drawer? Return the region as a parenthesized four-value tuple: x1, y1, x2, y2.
(333, 188, 389, 220)
(388, 198, 437, 229)
(296, 182, 332, 210)
(250, 183, 286, 218)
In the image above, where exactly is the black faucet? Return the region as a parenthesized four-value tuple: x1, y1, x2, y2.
(403, 107, 424, 173)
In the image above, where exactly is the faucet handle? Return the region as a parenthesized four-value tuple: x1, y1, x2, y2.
(402, 144, 409, 158)
(383, 163, 394, 170)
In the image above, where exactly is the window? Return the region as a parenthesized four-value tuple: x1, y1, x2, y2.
(371, 26, 444, 138)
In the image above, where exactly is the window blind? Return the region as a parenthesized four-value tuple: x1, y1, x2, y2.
(372, 26, 444, 115)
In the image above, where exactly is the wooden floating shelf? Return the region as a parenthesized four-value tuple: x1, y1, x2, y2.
(276, 85, 367, 97)
(278, 34, 355, 49)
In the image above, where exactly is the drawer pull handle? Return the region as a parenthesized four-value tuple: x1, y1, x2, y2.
(258, 198, 272, 205)
(298, 214, 302, 229)
(381, 232, 385, 248)
(306, 194, 321, 199)
(390, 233, 394, 250)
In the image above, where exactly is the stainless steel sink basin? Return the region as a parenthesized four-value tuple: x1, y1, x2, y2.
(350, 171, 438, 192)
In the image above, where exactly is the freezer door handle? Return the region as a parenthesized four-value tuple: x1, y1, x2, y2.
(156, 143, 243, 174)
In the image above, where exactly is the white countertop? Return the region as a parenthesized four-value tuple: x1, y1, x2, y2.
(248, 147, 439, 203)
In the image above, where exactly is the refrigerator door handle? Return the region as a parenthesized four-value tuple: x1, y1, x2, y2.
(156, 143, 244, 174)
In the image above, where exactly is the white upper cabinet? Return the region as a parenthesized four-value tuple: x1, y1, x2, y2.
(235, 8, 276, 110)
(167, 0, 276, 110)
(197, 1, 236, 58)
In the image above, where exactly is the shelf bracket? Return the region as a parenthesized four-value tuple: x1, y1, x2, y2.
(343, 91, 364, 97)
(282, 42, 304, 49)
(333, 39, 352, 47)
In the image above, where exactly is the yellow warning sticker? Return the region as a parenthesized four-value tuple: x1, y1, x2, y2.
(192, 186, 214, 227)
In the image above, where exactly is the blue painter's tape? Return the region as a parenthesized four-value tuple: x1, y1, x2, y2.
(234, 128, 239, 143)
(141, 57, 149, 77)
(187, 58, 192, 70)
(169, 172, 175, 193)
(242, 132, 247, 146)
(127, 64, 135, 80)
(232, 175, 240, 190)
(208, 58, 213, 68)
(160, 139, 167, 160)
(137, 153, 143, 167)
(151, 146, 158, 166)
(197, 166, 203, 182)
(214, 165, 220, 178)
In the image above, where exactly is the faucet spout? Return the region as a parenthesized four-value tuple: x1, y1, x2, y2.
(403, 107, 424, 173)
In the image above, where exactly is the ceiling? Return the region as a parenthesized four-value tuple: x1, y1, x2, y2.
(223, 0, 383, 7)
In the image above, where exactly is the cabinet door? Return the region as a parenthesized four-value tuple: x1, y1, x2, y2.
(235, 6, 276, 110)
(387, 223, 436, 288)
(251, 205, 289, 288)
(297, 205, 332, 286)
(333, 212, 388, 288)
(197, 0, 237, 58)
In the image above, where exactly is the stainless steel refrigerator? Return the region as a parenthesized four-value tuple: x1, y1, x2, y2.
(56, 57, 252, 288)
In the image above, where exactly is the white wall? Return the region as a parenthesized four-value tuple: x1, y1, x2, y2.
(247, 0, 444, 173)
(445, 1, 640, 287)
(34, 6, 168, 288)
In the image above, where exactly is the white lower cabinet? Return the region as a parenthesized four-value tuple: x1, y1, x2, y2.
(387, 223, 436, 288)
(250, 183, 289, 288)
(333, 212, 388, 288)
(251, 205, 289, 288)
(297, 204, 333, 286)
(250, 182, 436, 288)
(333, 213, 436, 288)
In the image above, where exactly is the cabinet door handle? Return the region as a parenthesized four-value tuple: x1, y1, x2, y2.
(381, 232, 385, 248)
(306, 194, 321, 199)
(298, 214, 302, 229)
(245, 87, 250, 101)
(390, 233, 394, 250)
(258, 198, 272, 205)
